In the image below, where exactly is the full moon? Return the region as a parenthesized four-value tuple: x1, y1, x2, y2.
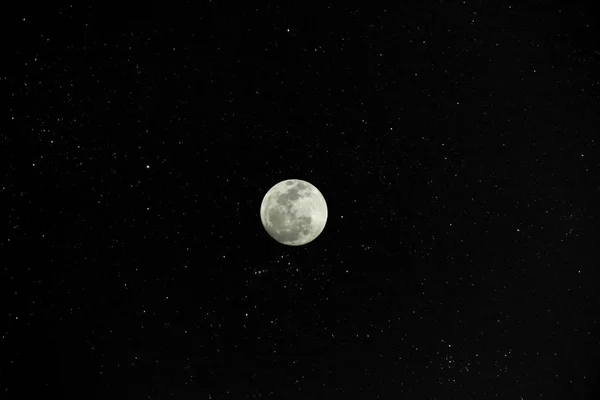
(260, 179, 328, 246)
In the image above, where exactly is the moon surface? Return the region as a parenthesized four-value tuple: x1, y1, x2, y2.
(260, 179, 328, 246)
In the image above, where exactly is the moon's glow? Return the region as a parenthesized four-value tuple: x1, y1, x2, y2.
(260, 179, 328, 246)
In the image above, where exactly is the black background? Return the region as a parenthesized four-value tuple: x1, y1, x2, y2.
(2, 2, 600, 399)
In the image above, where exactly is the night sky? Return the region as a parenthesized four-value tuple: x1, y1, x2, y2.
(3, 2, 600, 399)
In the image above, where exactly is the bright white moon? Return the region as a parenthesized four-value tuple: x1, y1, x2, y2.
(260, 179, 328, 246)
